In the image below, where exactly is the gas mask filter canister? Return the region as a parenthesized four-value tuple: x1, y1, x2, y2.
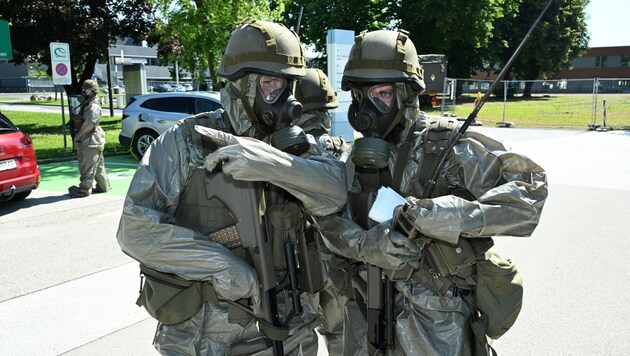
(348, 84, 398, 168)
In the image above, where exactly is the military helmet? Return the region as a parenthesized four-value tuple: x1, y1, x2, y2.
(82, 80, 99, 91)
(295, 68, 338, 113)
(218, 20, 306, 81)
(342, 30, 425, 93)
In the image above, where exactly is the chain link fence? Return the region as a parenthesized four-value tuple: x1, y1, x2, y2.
(439, 78, 630, 129)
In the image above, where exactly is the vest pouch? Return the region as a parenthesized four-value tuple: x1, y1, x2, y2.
(136, 264, 204, 325)
(424, 237, 477, 280)
(475, 249, 523, 339)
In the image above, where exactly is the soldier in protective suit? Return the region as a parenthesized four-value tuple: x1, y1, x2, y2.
(294, 68, 348, 160)
(68, 79, 110, 198)
(116, 20, 347, 355)
(314, 29, 548, 355)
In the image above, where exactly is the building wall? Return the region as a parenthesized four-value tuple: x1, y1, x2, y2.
(555, 46, 630, 79)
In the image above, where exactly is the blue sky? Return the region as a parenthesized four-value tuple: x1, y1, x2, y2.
(585, 0, 629, 47)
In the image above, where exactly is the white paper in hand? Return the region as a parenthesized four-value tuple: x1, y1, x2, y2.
(368, 186, 406, 223)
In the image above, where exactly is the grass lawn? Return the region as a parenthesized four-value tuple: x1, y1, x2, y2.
(4, 110, 128, 161)
(439, 93, 630, 129)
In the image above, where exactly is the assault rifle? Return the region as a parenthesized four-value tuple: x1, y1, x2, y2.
(205, 169, 323, 356)
(368, 0, 557, 354)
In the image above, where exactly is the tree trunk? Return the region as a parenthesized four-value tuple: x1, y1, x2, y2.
(523, 81, 533, 98)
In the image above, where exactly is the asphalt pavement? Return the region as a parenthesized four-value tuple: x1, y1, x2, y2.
(1, 123, 630, 355)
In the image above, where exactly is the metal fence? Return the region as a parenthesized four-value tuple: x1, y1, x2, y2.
(439, 78, 630, 129)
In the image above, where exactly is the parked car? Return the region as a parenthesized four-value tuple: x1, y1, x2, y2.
(0, 111, 40, 202)
(184, 83, 194, 91)
(119, 91, 222, 158)
(153, 83, 173, 93)
(172, 84, 186, 92)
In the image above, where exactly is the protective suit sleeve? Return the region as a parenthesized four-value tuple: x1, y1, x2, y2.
(116, 125, 260, 305)
(197, 126, 347, 216)
(405, 130, 548, 244)
(74, 102, 101, 142)
(313, 214, 422, 271)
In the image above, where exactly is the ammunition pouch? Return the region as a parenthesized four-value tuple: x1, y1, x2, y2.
(136, 264, 215, 325)
(267, 201, 325, 294)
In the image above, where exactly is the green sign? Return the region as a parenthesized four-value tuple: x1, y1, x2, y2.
(0, 20, 12, 60)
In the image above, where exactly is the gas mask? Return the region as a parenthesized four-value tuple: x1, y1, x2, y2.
(348, 83, 401, 168)
(81, 89, 96, 103)
(253, 75, 309, 156)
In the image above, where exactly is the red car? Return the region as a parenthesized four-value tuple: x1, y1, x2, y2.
(0, 111, 40, 202)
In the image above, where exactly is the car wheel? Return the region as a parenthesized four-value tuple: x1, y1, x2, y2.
(132, 130, 159, 159)
(10, 190, 32, 201)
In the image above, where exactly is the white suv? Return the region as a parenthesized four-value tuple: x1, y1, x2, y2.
(119, 91, 222, 158)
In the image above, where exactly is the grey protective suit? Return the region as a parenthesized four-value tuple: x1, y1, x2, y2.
(116, 81, 348, 355)
(73, 97, 110, 193)
(315, 105, 548, 355)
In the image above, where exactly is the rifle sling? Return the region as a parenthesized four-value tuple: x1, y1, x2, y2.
(202, 283, 291, 342)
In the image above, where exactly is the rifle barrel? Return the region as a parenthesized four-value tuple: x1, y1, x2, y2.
(425, 0, 556, 199)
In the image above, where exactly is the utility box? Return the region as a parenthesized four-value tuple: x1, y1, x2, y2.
(113, 86, 125, 109)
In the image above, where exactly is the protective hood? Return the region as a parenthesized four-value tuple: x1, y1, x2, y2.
(220, 76, 256, 136)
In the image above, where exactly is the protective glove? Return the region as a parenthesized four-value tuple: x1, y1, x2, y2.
(210, 257, 261, 315)
(316, 215, 422, 271)
(359, 221, 422, 271)
(195, 125, 292, 181)
(399, 196, 461, 245)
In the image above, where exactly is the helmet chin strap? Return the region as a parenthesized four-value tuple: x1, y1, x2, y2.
(381, 107, 405, 140)
(381, 83, 417, 141)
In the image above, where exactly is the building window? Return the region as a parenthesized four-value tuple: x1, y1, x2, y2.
(621, 55, 630, 67)
(595, 56, 607, 67)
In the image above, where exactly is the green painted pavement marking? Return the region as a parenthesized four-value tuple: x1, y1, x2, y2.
(38, 155, 139, 197)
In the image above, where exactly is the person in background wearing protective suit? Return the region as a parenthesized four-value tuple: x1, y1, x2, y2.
(294, 68, 350, 355)
(294, 68, 349, 160)
(314, 29, 548, 355)
(116, 20, 348, 355)
(68, 79, 110, 198)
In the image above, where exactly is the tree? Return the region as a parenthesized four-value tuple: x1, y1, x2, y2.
(396, 0, 519, 80)
(282, 0, 396, 69)
(0, 0, 155, 95)
(151, 0, 288, 90)
(489, 0, 589, 97)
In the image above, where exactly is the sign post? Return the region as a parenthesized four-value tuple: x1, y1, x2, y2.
(50, 42, 72, 150)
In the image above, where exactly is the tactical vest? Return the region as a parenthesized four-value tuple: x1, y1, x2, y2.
(137, 113, 324, 334)
(400, 117, 492, 301)
(175, 114, 324, 292)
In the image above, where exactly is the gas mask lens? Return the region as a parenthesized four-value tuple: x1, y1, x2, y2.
(368, 84, 395, 113)
(351, 84, 395, 113)
(258, 76, 287, 103)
